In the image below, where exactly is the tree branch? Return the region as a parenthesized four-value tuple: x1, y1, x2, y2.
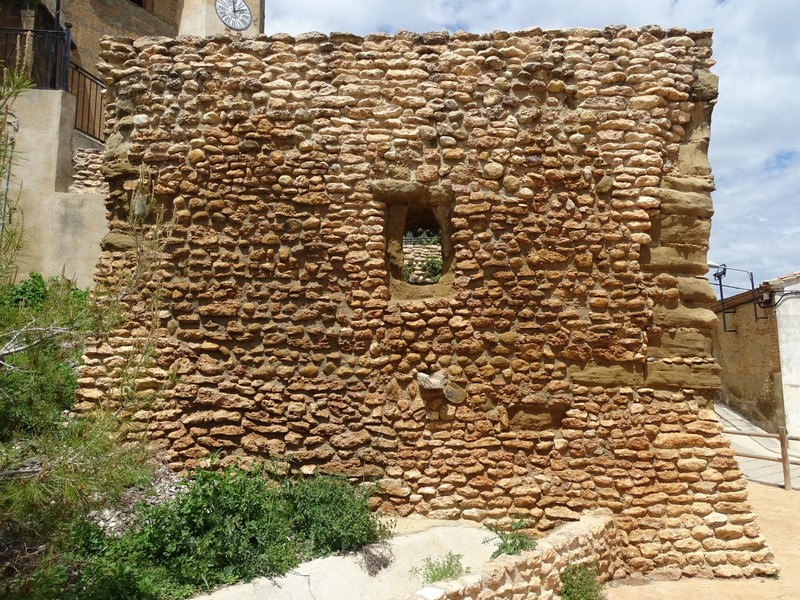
(0, 466, 40, 480)
(0, 323, 75, 360)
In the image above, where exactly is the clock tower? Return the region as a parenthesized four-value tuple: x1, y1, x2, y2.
(178, 0, 263, 37)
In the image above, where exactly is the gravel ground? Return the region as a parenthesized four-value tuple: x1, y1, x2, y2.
(88, 459, 183, 535)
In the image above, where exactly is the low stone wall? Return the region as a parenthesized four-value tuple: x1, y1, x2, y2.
(404, 244, 442, 284)
(70, 147, 109, 194)
(395, 513, 617, 600)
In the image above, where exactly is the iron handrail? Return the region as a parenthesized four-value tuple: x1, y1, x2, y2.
(68, 61, 106, 142)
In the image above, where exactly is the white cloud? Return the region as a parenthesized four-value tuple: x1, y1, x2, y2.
(263, 0, 800, 283)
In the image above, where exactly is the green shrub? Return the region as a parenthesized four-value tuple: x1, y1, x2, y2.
(73, 466, 298, 599)
(13, 467, 393, 600)
(0, 273, 91, 441)
(4, 271, 47, 309)
(421, 256, 442, 281)
(402, 260, 414, 282)
(282, 475, 393, 558)
(410, 551, 470, 584)
(560, 563, 606, 600)
(483, 518, 536, 559)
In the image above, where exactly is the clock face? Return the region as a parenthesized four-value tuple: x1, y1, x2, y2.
(215, 0, 252, 31)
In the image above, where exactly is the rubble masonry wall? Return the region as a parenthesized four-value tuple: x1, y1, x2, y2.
(77, 26, 777, 578)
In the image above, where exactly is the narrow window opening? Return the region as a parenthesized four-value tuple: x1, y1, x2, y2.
(372, 180, 455, 302)
(402, 207, 443, 285)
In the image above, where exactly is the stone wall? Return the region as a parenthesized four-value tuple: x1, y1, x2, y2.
(70, 147, 110, 195)
(77, 26, 777, 578)
(395, 513, 617, 600)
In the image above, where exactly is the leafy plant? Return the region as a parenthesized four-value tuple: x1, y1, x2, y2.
(421, 256, 443, 282)
(410, 551, 470, 584)
(11, 467, 394, 600)
(282, 475, 393, 558)
(483, 518, 536, 559)
(4, 271, 47, 308)
(403, 257, 443, 284)
(560, 563, 606, 600)
(402, 260, 414, 282)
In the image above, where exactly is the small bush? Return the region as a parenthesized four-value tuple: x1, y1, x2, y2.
(402, 261, 414, 282)
(72, 466, 298, 599)
(560, 563, 606, 600)
(14, 467, 393, 600)
(410, 551, 470, 584)
(483, 518, 536, 559)
(421, 256, 443, 281)
(282, 475, 392, 558)
(0, 273, 91, 441)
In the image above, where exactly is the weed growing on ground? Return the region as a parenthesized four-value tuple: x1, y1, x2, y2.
(560, 563, 606, 600)
(410, 551, 470, 584)
(483, 518, 537, 559)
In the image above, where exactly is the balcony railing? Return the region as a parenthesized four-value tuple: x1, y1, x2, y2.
(0, 27, 70, 92)
(68, 63, 105, 142)
(0, 26, 106, 142)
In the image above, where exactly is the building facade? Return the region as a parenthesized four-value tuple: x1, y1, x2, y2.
(712, 272, 800, 441)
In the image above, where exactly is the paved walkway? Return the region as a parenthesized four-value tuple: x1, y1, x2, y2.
(716, 403, 800, 490)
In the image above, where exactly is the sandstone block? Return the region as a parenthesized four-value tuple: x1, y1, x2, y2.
(654, 188, 714, 218)
(645, 363, 721, 390)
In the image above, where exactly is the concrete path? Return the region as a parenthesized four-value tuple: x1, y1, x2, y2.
(193, 519, 497, 600)
(716, 404, 800, 490)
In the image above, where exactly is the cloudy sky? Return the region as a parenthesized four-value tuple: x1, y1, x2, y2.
(264, 0, 799, 290)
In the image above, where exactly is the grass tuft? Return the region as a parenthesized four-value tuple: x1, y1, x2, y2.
(483, 518, 536, 559)
(410, 551, 470, 584)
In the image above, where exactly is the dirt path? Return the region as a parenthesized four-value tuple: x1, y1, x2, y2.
(607, 481, 800, 600)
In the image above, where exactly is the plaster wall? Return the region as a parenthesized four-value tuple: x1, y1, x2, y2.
(9, 90, 106, 287)
(775, 282, 800, 441)
(77, 27, 776, 579)
(712, 304, 783, 432)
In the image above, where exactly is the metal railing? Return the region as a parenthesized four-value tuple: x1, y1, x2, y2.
(0, 26, 70, 91)
(68, 62, 105, 142)
(0, 26, 105, 142)
(723, 426, 800, 491)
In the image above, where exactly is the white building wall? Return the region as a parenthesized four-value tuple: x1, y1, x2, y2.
(775, 280, 800, 446)
(9, 90, 106, 288)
